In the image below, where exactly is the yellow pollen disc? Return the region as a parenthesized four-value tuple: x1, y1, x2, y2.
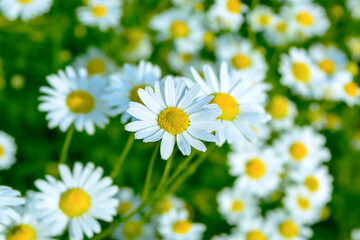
(170, 20, 189, 38)
(318, 59, 336, 74)
(66, 90, 95, 114)
(279, 221, 298, 238)
(231, 200, 244, 212)
(231, 54, 251, 69)
(123, 28, 143, 51)
(227, 0, 242, 13)
(259, 15, 270, 26)
(297, 196, 311, 210)
(292, 62, 310, 83)
(123, 221, 143, 239)
(87, 59, 106, 75)
(6, 224, 36, 240)
(118, 202, 132, 215)
(246, 230, 266, 240)
(267, 96, 288, 119)
(290, 142, 307, 161)
(304, 176, 319, 192)
(276, 22, 287, 33)
(181, 54, 192, 62)
(155, 199, 172, 214)
(129, 84, 148, 104)
(245, 158, 266, 179)
(173, 220, 192, 234)
(158, 107, 189, 135)
(296, 12, 313, 26)
(211, 93, 239, 121)
(0, 145, 4, 158)
(91, 5, 107, 18)
(59, 188, 91, 217)
(204, 31, 215, 50)
(18, 0, 33, 4)
(344, 82, 358, 97)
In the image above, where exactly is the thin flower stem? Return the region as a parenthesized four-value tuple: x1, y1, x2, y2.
(142, 142, 160, 201)
(110, 134, 135, 179)
(153, 152, 174, 198)
(59, 125, 75, 164)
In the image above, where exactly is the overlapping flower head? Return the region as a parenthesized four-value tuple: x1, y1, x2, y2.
(0, 0, 53, 21)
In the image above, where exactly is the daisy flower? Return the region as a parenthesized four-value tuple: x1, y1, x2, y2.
(347, 0, 360, 19)
(207, 0, 248, 32)
(158, 209, 206, 240)
(0, 0, 53, 21)
(153, 195, 186, 217)
(77, 0, 122, 31)
(235, 215, 271, 240)
(72, 47, 117, 76)
(186, 62, 270, 146)
(250, 123, 271, 143)
(168, 50, 198, 74)
(0, 186, 24, 225)
(332, 72, 360, 106)
(112, 215, 155, 240)
(38, 66, 112, 135)
(247, 5, 275, 32)
(34, 162, 119, 239)
(0, 131, 17, 170)
(352, 228, 360, 240)
(104, 61, 162, 123)
(347, 37, 360, 61)
(266, 95, 297, 131)
(121, 28, 153, 62)
(116, 187, 142, 217)
(125, 76, 223, 160)
(264, 15, 295, 46)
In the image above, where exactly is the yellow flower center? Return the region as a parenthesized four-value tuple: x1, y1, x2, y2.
(129, 84, 148, 104)
(6, 224, 36, 240)
(155, 199, 172, 214)
(267, 96, 288, 119)
(276, 22, 287, 33)
(259, 15, 270, 26)
(232, 54, 251, 69)
(181, 54, 192, 63)
(346, 61, 359, 76)
(211, 93, 239, 121)
(59, 188, 91, 217)
(123, 221, 143, 239)
(91, 5, 107, 18)
(245, 158, 266, 179)
(170, 20, 189, 38)
(246, 230, 266, 240)
(123, 28, 143, 51)
(296, 12, 313, 26)
(66, 90, 95, 114)
(18, 0, 33, 4)
(0, 145, 4, 158)
(158, 107, 190, 135)
(204, 31, 215, 50)
(304, 176, 319, 192)
(86, 59, 106, 75)
(344, 82, 358, 97)
(279, 221, 298, 238)
(227, 0, 242, 13)
(318, 59, 336, 75)
(173, 220, 191, 234)
(231, 200, 244, 212)
(297, 196, 311, 210)
(118, 202, 132, 215)
(292, 62, 310, 83)
(290, 142, 307, 161)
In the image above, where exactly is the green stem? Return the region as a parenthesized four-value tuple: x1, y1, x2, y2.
(153, 152, 174, 198)
(110, 134, 135, 179)
(59, 125, 75, 164)
(142, 142, 160, 201)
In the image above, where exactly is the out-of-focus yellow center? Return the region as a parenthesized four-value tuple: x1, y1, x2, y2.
(118, 202, 132, 215)
(296, 12, 313, 26)
(267, 96, 288, 119)
(18, 0, 33, 4)
(259, 15, 270, 26)
(123, 221, 143, 239)
(276, 22, 287, 33)
(173, 220, 191, 234)
(155, 199, 172, 214)
(227, 0, 242, 13)
(246, 230, 266, 240)
(231, 200, 244, 212)
(319, 59, 336, 74)
(304, 176, 319, 192)
(181, 54, 192, 63)
(211, 93, 239, 121)
(346, 61, 359, 76)
(66, 90, 95, 114)
(292, 62, 310, 82)
(0, 145, 4, 158)
(245, 158, 266, 179)
(129, 84, 148, 104)
(6, 224, 36, 240)
(204, 31, 215, 50)
(87, 59, 106, 75)
(232, 54, 251, 69)
(123, 28, 143, 51)
(344, 82, 358, 97)
(290, 142, 307, 161)
(297, 196, 311, 210)
(279, 221, 298, 238)
(59, 188, 91, 217)
(158, 107, 189, 135)
(91, 5, 107, 18)
(170, 20, 189, 38)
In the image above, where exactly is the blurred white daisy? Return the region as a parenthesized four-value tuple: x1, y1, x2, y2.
(264, 15, 295, 46)
(112, 215, 155, 240)
(352, 228, 360, 240)
(247, 5, 275, 32)
(332, 72, 360, 106)
(266, 95, 297, 131)
(0, 131, 17, 170)
(38, 66, 112, 135)
(235, 215, 271, 240)
(125, 76, 222, 160)
(34, 162, 119, 239)
(0, 186, 24, 225)
(0, 0, 53, 21)
(121, 28, 153, 62)
(250, 123, 271, 143)
(168, 50, 198, 74)
(153, 195, 186, 217)
(347, 0, 360, 19)
(347, 37, 360, 61)
(77, 0, 122, 31)
(116, 187, 142, 217)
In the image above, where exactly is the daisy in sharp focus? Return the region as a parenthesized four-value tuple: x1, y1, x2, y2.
(77, 0, 122, 31)
(125, 76, 223, 160)
(38, 66, 112, 135)
(34, 162, 119, 239)
(116, 187, 142, 217)
(0, 131, 17, 170)
(104, 61, 162, 123)
(112, 215, 155, 240)
(186, 62, 270, 146)
(247, 5, 275, 32)
(0, 0, 53, 21)
(266, 95, 297, 131)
